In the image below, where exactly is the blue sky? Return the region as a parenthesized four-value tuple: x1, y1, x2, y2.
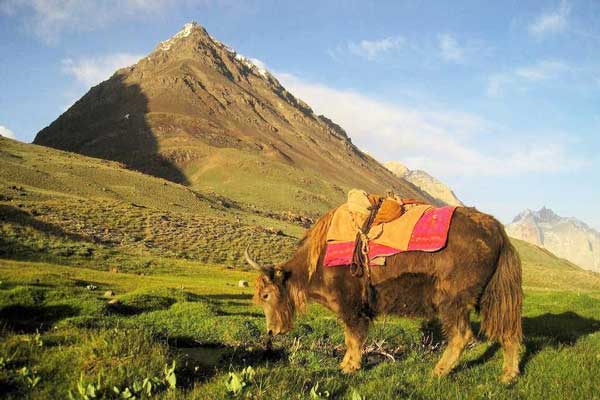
(1, 0, 599, 229)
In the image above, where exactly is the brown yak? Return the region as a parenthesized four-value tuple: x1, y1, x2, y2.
(246, 206, 522, 383)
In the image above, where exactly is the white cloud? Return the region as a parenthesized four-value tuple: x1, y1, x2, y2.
(515, 60, 570, 81)
(529, 0, 570, 37)
(348, 36, 404, 60)
(486, 74, 512, 97)
(438, 33, 464, 62)
(276, 72, 583, 176)
(1, 0, 180, 43)
(486, 60, 572, 96)
(0, 125, 17, 140)
(61, 53, 143, 87)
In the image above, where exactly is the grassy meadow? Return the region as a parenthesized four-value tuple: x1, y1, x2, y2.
(1, 137, 600, 399)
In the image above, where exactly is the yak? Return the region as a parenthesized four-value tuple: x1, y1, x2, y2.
(245, 206, 522, 383)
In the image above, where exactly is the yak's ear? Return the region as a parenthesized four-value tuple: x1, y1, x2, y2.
(256, 265, 276, 282)
(273, 268, 291, 283)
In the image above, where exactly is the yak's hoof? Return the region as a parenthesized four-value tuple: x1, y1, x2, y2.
(500, 369, 519, 384)
(432, 364, 451, 378)
(340, 360, 361, 374)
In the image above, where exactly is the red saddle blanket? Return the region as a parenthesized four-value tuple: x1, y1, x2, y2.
(323, 206, 457, 267)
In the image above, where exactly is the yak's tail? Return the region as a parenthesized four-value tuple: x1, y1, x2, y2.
(479, 227, 523, 343)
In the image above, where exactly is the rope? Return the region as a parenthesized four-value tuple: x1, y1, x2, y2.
(349, 197, 383, 318)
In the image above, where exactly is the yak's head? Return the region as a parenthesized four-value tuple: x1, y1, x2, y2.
(245, 248, 302, 336)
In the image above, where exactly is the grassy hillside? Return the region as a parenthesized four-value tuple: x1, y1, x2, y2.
(1, 137, 599, 399)
(0, 137, 303, 268)
(513, 238, 600, 292)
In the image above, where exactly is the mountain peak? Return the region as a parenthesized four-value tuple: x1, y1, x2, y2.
(155, 21, 205, 51)
(537, 206, 559, 222)
(383, 161, 463, 206)
(506, 208, 600, 272)
(384, 161, 409, 177)
(148, 21, 278, 86)
(512, 207, 561, 224)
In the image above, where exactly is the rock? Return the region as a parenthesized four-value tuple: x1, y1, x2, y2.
(104, 290, 115, 297)
(238, 280, 249, 288)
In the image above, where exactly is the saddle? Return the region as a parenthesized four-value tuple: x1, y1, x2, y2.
(344, 189, 428, 273)
(344, 189, 428, 234)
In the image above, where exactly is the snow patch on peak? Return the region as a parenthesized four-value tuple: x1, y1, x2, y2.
(157, 21, 198, 51)
(177, 22, 197, 38)
(155, 22, 272, 79)
(233, 52, 270, 78)
(249, 58, 269, 77)
(208, 35, 235, 53)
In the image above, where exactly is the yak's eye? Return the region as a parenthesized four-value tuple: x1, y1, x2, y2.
(262, 293, 270, 300)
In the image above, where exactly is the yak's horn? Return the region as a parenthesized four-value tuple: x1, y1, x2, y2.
(244, 247, 272, 274)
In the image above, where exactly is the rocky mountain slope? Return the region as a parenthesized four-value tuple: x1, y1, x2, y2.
(384, 161, 463, 206)
(506, 207, 600, 273)
(34, 22, 431, 216)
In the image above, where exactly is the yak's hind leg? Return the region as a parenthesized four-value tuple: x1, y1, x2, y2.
(500, 338, 520, 383)
(432, 305, 473, 377)
(340, 317, 369, 374)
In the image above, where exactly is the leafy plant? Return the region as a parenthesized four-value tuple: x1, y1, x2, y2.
(18, 366, 41, 389)
(32, 330, 44, 347)
(309, 382, 330, 399)
(113, 378, 163, 400)
(163, 360, 177, 390)
(350, 388, 365, 400)
(112, 386, 136, 399)
(0, 351, 17, 369)
(225, 366, 255, 397)
(69, 373, 104, 400)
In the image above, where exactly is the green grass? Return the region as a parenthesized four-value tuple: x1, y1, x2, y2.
(2, 137, 600, 398)
(1, 258, 599, 399)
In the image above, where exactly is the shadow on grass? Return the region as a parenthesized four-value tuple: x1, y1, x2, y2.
(0, 304, 78, 333)
(0, 205, 91, 243)
(107, 295, 178, 316)
(169, 338, 286, 388)
(0, 205, 105, 262)
(459, 312, 600, 373)
(217, 310, 264, 318)
(519, 311, 600, 372)
(204, 294, 253, 301)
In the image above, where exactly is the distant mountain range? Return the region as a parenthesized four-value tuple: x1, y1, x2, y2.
(384, 161, 464, 206)
(34, 22, 433, 216)
(506, 207, 600, 273)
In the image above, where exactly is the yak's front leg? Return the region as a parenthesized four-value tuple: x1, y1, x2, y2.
(340, 317, 370, 374)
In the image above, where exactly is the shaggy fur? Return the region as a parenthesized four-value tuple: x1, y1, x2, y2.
(252, 206, 523, 382)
